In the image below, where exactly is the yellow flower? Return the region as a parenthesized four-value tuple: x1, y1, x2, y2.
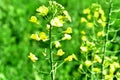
(86, 22, 94, 28)
(62, 34, 72, 40)
(97, 19, 103, 24)
(79, 64, 83, 69)
(50, 16, 64, 27)
(39, 32, 48, 41)
(86, 41, 95, 47)
(101, 22, 106, 27)
(87, 14, 92, 20)
(101, 15, 106, 21)
(30, 33, 40, 41)
(64, 54, 78, 61)
(105, 74, 113, 80)
(63, 10, 72, 22)
(94, 11, 99, 18)
(63, 27, 72, 34)
(28, 52, 38, 62)
(71, 54, 78, 61)
(99, 8, 104, 15)
(29, 16, 39, 24)
(46, 24, 50, 31)
(97, 31, 104, 37)
(116, 72, 120, 78)
(94, 54, 102, 63)
(36, 5, 49, 16)
(81, 36, 87, 41)
(64, 55, 73, 61)
(80, 17, 87, 23)
(83, 8, 90, 14)
(85, 60, 92, 68)
(103, 70, 107, 75)
(109, 64, 115, 74)
(54, 41, 61, 48)
(92, 68, 101, 73)
(113, 62, 120, 68)
(80, 46, 88, 52)
(56, 49, 65, 56)
(80, 30, 86, 35)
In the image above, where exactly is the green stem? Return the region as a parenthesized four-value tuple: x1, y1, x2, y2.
(91, 24, 96, 80)
(49, 24, 54, 80)
(101, 0, 112, 79)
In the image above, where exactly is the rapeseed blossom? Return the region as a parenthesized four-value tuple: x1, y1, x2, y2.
(80, 46, 88, 52)
(79, 64, 83, 69)
(63, 10, 72, 22)
(81, 3, 106, 28)
(83, 8, 90, 14)
(87, 14, 92, 20)
(54, 41, 61, 48)
(97, 19, 103, 24)
(92, 68, 101, 73)
(97, 31, 104, 37)
(63, 27, 72, 34)
(81, 36, 87, 41)
(28, 52, 38, 62)
(85, 60, 92, 68)
(50, 16, 64, 27)
(105, 74, 113, 80)
(80, 17, 87, 23)
(46, 24, 50, 31)
(86, 22, 94, 28)
(62, 34, 72, 40)
(101, 15, 106, 21)
(94, 54, 102, 63)
(36, 5, 49, 16)
(109, 64, 116, 74)
(29, 16, 39, 24)
(30, 33, 40, 41)
(99, 8, 104, 15)
(80, 30, 86, 35)
(64, 54, 78, 61)
(39, 32, 48, 42)
(94, 11, 99, 18)
(101, 22, 106, 27)
(103, 70, 107, 75)
(56, 49, 65, 56)
(113, 62, 119, 68)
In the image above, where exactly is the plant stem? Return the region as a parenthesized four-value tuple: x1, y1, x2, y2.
(91, 24, 96, 80)
(101, 0, 112, 79)
(49, 24, 54, 80)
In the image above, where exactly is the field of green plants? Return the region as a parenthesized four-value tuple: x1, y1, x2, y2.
(0, 0, 120, 80)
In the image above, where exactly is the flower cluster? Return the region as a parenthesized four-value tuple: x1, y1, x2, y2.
(36, 5, 49, 16)
(80, 3, 106, 28)
(78, 3, 106, 79)
(30, 32, 48, 42)
(103, 56, 120, 80)
(78, 3, 120, 80)
(28, 1, 77, 69)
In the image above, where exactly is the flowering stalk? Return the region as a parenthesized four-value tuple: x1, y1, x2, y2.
(91, 27, 96, 80)
(49, 24, 54, 80)
(29, 1, 72, 79)
(101, 0, 112, 79)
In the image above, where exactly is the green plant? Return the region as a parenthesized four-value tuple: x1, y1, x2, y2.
(28, 1, 77, 80)
(78, 0, 120, 80)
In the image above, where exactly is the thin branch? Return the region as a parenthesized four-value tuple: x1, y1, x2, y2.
(101, 0, 112, 79)
(49, 23, 54, 80)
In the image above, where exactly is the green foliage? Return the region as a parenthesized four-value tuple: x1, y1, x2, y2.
(0, 0, 120, 80)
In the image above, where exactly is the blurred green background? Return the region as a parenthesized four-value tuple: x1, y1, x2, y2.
(0, 0, 120, 80)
